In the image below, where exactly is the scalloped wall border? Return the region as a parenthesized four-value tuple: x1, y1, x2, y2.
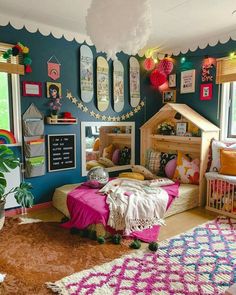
(1, 13, 236, 57)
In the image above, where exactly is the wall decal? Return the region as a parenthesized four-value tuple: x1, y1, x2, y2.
(47, 55, 61, 80)
(46, 82, 62, 99)
(129, 56, 140, 107)
(113, 60, 124, 113)
(200, 83, 213, 100)
(180, 69, 196, 94)
(97, 56, 109, 112)
(66, 91, 145, 121)
(80, 45, 93, 102)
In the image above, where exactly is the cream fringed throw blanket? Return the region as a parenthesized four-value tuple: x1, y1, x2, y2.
(99, 178, 169, 234)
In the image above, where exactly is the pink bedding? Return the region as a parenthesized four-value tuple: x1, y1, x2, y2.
(62, 181, 179, 242)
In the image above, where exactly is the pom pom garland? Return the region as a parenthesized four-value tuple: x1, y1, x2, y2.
(148, 242, 159, 252)
(1, 41, 32, 74)
(129, 239, 141, 249)
(97, 236, 105, 244)
(150, 69, 167, 88)
(111, 234, 122, 245)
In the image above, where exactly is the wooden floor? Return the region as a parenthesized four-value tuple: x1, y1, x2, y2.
(23, 206, 218, 242)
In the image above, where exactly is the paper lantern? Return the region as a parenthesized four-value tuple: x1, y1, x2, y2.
(157, 58, 174, 75)
(144, 57, 155, 71)
(86, 0, 152, 60)
(150, 69, 167, 88)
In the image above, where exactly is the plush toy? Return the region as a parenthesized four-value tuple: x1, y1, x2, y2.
(223, 198, 232, 212)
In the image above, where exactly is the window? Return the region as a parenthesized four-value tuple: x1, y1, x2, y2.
(0, 43, 21, 144)
(220, 81, 236, 140)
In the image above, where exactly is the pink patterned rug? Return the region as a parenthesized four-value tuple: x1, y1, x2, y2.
(47, 216, 236, 294)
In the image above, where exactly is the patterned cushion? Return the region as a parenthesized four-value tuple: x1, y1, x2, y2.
(159, 152, 177, 176)
(102, 144, 114, 160)
(112, 149, 121, 165)
(131, 165, 155, 180)
(98, 157, 115, 167)
(118, 172, 145, 181)
(173, 151, 200, 184)
(210, 139, 236, 172)
(146, 150, 161, 174)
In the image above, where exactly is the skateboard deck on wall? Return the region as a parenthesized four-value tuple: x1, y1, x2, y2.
(129, 56, 140, 108)
(80, 45, 94, 103)
(97, 56, 109, 112)
(113, 59, 124, 113)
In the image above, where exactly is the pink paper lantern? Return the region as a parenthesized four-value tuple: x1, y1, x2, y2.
(150, 69, 167, 88)
(157, 58, 174, 75)
(144, 57, 155, 71)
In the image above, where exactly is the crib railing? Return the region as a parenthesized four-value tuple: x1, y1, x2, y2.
(206, 173, 236, 218)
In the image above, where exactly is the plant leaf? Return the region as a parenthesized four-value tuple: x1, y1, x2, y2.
(0, 145, 19, 173)
(14, 182, 34, 208)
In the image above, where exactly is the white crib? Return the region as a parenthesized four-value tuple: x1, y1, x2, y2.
(206, 172, 236, 218)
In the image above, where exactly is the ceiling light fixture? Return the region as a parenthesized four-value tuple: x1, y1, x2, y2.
(86, 0, 152, 60)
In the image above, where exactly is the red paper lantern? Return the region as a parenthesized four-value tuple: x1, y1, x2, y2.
(150, 69, 167, 88)
(144, 57, 155, 71)
(157, 58, 173, 75)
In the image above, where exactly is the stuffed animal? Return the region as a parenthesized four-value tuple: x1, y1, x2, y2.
(119, 147, 131, 165)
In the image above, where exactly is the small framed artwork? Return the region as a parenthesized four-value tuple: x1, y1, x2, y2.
(22, 81, 42, 97)
(200, 83, 212, 100)
(168, 74, 176, 88)
(180, 69, 196, 94)
(162, 90, 176, 103)
(46, 82, 62, 99)
(176, 122, 188, 136)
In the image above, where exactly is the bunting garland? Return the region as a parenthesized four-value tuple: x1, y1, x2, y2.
(66, 90, 145, 121)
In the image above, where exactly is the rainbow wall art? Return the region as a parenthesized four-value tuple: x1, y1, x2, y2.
(0, 129, 16, 144)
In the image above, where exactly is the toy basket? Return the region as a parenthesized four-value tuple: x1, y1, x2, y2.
(205, 172, 236, 218)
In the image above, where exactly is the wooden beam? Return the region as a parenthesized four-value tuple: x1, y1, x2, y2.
(0, 62, 25, 75)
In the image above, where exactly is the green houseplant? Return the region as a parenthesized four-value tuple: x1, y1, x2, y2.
(0, 145, 34, 230)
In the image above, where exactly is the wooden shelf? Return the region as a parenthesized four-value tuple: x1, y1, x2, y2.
(106, 133, 131, 137)
(46, 117, 78, 125)
(150, 134, 201, 143)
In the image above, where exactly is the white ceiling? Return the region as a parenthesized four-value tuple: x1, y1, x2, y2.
(0, 0, 236, 56)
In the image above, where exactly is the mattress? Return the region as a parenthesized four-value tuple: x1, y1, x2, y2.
(53, 183, 199, 220)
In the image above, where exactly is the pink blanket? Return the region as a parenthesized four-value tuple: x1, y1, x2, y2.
(62, 182, 179, 242)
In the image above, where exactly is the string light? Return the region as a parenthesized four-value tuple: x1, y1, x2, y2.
(180, 57, 186, 64)
(230, 51, 236, 59)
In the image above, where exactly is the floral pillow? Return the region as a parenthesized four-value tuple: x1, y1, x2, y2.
(173, 151, 200, 184)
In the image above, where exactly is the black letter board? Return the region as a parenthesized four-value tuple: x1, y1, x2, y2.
(48, 134, 76, 172)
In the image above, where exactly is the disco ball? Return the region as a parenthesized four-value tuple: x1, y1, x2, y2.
(87, 166, 109, 188)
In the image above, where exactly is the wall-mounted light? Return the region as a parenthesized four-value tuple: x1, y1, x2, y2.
(230, 51, 236, 59)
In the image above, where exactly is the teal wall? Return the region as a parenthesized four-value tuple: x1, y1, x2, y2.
(1, 24, 236, 205)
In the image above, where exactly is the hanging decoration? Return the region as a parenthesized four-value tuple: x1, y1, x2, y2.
(113, 60, 124, 113)
(150, 69, 167, 88)
(47, 55, 61, 80)
(0, 129, 16, 144)
(129, 56, 141, 107)
(156, 57, 174, 76)
(201, 56, 215, 83)
(66, 91, 145, 121)
(97, 56, 109, 112)
(86, 0, 152, 60)
(143, 57, 155, 71)
(2, 42, 32, 73)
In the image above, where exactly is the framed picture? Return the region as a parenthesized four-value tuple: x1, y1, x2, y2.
(168, 74, 176, 88)
(46, 82, 62, 99)
(162, 90, 176, 103)
(22, 81, 42, 97)
(200, 83, 212, 100)
(180, 69, 196, 94)
(176, 122, 188, 136)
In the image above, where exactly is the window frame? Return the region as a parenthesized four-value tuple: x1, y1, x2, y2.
(220, 82, 236, 142)
(0, 42, 22, 146)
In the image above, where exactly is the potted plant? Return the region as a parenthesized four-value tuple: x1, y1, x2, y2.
(157, 122, 175, 135)
(49, 98, 62, 119)
(0, 145, 34, 230)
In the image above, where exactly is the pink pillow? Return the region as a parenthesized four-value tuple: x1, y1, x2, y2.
(165, 158, 177, 179)
(112, 149, 120, 165)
